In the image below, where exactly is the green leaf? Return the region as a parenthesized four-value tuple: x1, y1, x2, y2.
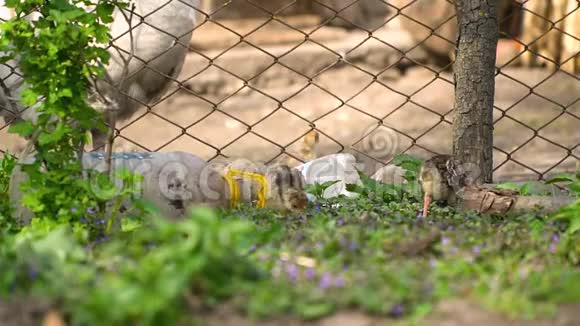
(519, 183, 532, 196)
(8, 120, 35, 137)
(4, 0, 19, 9)
(59, 88, 73, 98)
(497, 182, 518, 191)
(546, 174, 575, 184)
(568, 216, 580, 235)
(321, 180, 339, 188)
(89, 173, 121, 201)
(20, 89, 39, 106)
(96, 3, 116, 22)
(0, 48, 14, 63)
(393, 154, 422, 171)
(345, 183, 364, 193)
(568, 183, 580, 196)
(38, 122, 67, 145)
(296, 302, 334, 319)
(551, 201, 580, 222)
(21, 192, 45, 212)
(93, 24, 111, 43)
(47, 43, 59, 57)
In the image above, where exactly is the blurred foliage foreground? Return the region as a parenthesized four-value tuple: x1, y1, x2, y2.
(2, 152, 580, 326)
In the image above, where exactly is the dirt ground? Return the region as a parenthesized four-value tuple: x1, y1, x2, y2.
(199, 301, 580, 326)
(1, 16, 579, 182)
(2, 298, 580, 326)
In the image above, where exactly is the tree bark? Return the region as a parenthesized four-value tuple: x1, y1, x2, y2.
(452, 0, 498, 184)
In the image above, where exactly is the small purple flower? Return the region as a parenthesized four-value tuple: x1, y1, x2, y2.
(286, 263, 299, 282)
(472, 245, 481, 255)
(552, 234, 560, 243)
(27, 267, 38, 280)
(87, 207, 97, 214)
(549, 243, 557, 253)
(315, 205, 321, 211)
(348, 241, 357, 251)
(319, 272, 333, 289)
(337, 219, 344, 226)
(334, 276, 346, 288)
(70, 207, 78, 214)
(447, 225, 454, 231)
(95, 218, 106, 225)
(248, 244, 257, 252)
(441, 237, 450, 246)
(416, 211, 423, 218)
(305, 267, 316, 280)
(389, 304, 405, 318)
(295, 234, 305, 242)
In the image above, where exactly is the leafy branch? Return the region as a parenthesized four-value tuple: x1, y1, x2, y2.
(0, 0, 129, 236)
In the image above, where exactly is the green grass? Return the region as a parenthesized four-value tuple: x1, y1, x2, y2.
(226, 192, 579, 321)
(1, 154, 580, 325)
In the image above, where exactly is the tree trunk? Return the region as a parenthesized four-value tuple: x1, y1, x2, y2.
(452, 0, 498, 184)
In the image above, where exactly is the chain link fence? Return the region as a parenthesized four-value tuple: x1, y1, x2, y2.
(1, 0, 579, 182)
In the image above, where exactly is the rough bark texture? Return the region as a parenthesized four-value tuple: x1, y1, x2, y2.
(452, 0, 498, 184)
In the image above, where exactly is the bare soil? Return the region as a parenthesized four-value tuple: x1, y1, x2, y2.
(2, 298, 580, 326)
(198, 301, 580, 326)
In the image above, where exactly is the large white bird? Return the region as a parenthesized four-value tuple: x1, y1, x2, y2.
(0, 0, 201, 150)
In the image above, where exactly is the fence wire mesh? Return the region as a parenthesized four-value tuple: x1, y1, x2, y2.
(0, 0, 579, 182)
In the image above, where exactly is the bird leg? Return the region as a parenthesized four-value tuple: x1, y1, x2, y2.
(422, 193, 432, 218)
